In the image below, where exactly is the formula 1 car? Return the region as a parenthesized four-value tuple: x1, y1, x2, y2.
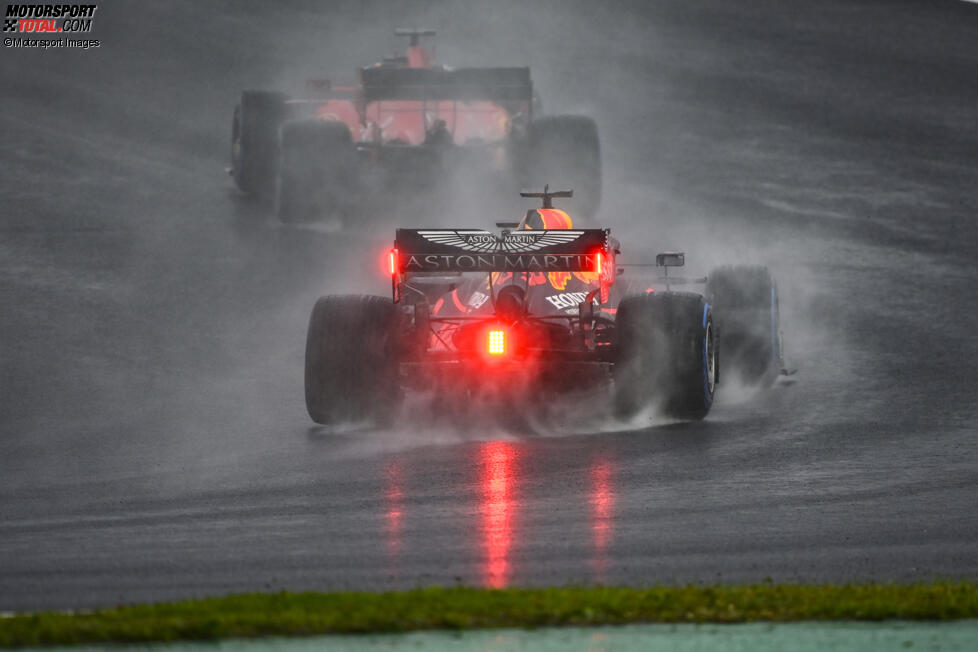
(304, 188, 783, 427)
(230, 29, 601, 223)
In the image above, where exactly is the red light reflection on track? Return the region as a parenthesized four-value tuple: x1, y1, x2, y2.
(384, 461, 404, 558)
(481, 441, 516, 588)
(589, 456, 615, 582)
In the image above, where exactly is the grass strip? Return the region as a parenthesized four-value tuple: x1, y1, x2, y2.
(1, 582, 976, 647)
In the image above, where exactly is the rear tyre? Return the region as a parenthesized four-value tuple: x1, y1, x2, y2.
(305, 295, 402, 425)
(231, 90, 288, 196)
(614, 292, 716, 421)
(525, 115, 602, 218)
(277, 119, 358, 223)
(705, 265, 782, 386)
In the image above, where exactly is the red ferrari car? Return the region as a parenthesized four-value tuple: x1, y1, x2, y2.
(230, 29, 601, 223)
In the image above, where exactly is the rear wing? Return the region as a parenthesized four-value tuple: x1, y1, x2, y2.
(360, 67, 532, 103)
(390, 228, 617, 303)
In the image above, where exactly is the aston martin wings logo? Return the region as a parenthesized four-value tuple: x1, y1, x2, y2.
(417, 230, 586, 253)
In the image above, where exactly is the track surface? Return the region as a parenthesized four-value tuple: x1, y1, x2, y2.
(2, 0, 977, 611)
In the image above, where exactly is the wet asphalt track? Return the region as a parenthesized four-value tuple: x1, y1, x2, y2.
(1, 0, 977, 611)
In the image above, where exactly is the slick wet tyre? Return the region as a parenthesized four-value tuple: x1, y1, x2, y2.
(614, 292, 717, 421)
(706, 265, 782, 385)
(305, 295, 401, 426)
(231, 90, 288, 196)
(277, 119, 357, 223)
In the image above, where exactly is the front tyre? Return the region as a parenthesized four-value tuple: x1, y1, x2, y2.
(706, 266, 782, 386)
(614, 292, 716, 421)
(305, 295, 401, 426)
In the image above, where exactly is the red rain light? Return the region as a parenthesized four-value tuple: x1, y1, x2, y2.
(487, 329, 506, 356)
(595, 251, 603, 277)
(389, 248, 398, 276)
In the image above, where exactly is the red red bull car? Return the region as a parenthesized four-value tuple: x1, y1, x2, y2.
(304, 189, 785, 427)
(230, 29, 601, 223)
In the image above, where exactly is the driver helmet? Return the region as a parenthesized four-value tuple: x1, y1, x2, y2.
(520, 208, 573, 230)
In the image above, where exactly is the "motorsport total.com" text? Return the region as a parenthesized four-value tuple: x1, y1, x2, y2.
(3, 4, 97, 34)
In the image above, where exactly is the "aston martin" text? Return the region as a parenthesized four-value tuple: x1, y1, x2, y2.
(403, 253, 599, 272)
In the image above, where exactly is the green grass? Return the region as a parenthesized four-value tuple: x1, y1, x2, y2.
(1, 582, 976, 647)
